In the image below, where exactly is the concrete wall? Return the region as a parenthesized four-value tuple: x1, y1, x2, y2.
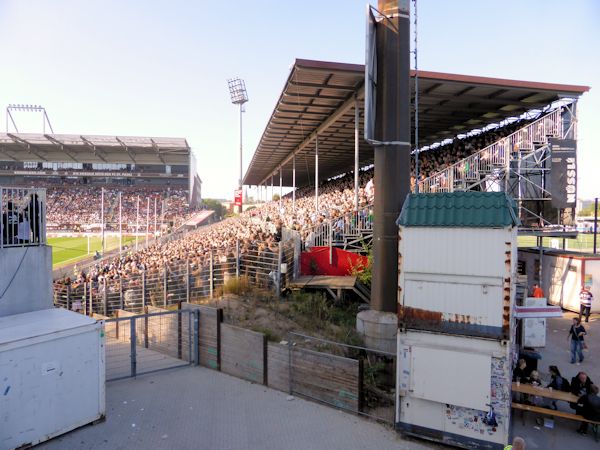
(0, 245, 53, 317)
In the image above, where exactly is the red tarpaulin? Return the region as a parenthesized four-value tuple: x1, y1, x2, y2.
(300, 246, 368, 276)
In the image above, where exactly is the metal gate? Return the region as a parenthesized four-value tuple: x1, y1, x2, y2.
(102, 309, 198, 381)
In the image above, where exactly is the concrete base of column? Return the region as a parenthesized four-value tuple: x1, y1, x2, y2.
(356, 309, 397, 354)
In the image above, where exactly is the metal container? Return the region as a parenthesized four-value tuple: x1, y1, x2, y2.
(0, 308, 105, 450)
(398, 226, 517, 339)
(396, 330, 511, 449)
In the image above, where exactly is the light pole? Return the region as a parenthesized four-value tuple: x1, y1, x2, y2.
(227, 78, 249, 213)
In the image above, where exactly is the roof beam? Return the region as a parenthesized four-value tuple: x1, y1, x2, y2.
(150, 139, 167, 165)
(80, 136, 108, 163)
(6, 133, 48, 161)
(0, 146, 17, 161)
(253, 84, 364, 186)
(288, 80, 357, 92)
(43, 134, 80, 162)
(115, 137, 137, 164)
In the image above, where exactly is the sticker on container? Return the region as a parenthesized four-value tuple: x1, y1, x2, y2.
(42, 361, 60, 375)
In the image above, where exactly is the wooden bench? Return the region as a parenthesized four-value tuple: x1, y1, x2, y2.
(512, 402, 600, 441)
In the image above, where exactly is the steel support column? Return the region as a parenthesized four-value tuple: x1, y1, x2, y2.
(354, 96, 360, 212)
(315, 135, 319, 213)
(292, 155, 296, 211)
(371, 0, 411, 313)
(279, 167, 283, 210)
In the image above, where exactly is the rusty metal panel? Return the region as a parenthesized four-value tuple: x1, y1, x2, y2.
(398, 226, 517, 339)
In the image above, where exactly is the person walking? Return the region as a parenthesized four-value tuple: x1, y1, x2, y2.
(579, 285, 594, 323)
(568, 317, 587, 364)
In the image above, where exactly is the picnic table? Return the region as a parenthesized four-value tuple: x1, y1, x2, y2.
(511, 382, 600, 440)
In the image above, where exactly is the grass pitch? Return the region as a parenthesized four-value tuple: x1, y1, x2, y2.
(49, 235, 143, 267)
(517, 233, 597, 252)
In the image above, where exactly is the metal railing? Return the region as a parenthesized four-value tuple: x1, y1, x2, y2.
(306, 206, 373, 251)
(1, 186, 46, 248)
(103, 308, 198, 381)
(418, 109, 563, 193)
(54, 239, 290, 315)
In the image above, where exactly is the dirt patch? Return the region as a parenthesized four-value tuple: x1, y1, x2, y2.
(190, 290, 362, 348)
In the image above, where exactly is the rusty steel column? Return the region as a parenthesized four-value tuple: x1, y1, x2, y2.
(371, 0, 411, 313)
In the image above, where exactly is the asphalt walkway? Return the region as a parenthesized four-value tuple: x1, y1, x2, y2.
(39, 365, 438, 450)
(512, 311, 599, 449)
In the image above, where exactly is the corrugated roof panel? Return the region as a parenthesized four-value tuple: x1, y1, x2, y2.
(397, 191, 520, 228)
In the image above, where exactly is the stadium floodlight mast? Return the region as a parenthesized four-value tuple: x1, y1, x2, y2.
(5, 104, 54, 133)
(227, 77, 249, 211)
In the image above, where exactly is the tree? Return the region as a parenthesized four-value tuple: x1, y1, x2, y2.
(202, 199, 226, 219)
(272, 194, 280, 201)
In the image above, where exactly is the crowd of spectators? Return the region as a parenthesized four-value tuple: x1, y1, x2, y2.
(55, 116, 535, 288)
(410, 116, 537, 188)
(45, 185, 192, 231)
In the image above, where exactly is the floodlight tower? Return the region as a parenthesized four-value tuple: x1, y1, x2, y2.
(227, 78, 249, 212)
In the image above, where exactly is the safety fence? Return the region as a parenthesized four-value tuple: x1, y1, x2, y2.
(54, 239, 296, 316)
(306, 206, 373, 252)
(89, 302, 396, 424)
(1, 186, 46, 248)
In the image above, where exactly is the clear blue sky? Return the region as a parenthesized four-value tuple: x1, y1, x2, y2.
(1, 0, 598, 200)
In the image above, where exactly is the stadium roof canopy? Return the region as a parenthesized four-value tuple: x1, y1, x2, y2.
(243, 59, 589, 188)
(0, 133, 190, 165)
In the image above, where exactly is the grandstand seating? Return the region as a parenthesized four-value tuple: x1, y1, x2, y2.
(45, 186, 192, 232)
(55, 114, 535, 292)
(418, 109, 562, 194)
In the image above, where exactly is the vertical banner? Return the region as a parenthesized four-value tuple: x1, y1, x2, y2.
(234, 189, 243, 207)
(549, 138, 577, 209)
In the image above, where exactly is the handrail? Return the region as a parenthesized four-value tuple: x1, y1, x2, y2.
(1, 186, 47, 248)
(417, 109, 562, 193)
(304, 205, 373, 257)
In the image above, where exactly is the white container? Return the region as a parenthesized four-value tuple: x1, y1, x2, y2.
(397, 330, 511, 449)
(398, 226, 517, 339)
(0, 308, 105, 450)
(522, 297, 546, 347)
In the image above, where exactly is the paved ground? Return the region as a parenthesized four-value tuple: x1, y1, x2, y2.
(39, 366, 439, 450)
(512, 311, 600, 449)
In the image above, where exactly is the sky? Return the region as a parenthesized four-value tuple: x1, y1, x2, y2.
(0, 0, 598, 200)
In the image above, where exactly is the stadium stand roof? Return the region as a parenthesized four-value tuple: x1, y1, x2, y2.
(0, 133, 190, 165)
(243, 59, 589, 188)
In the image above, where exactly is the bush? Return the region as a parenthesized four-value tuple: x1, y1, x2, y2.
(223, 276, 252, 295)
(350, 246, 372, 288)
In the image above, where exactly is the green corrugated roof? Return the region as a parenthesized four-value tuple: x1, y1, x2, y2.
(397, 192, 520, 228)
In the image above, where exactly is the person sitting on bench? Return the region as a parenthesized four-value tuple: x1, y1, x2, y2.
(576, 384, 600, 435)
(571, 372, 594, 410)
(547, 365, 570, 409)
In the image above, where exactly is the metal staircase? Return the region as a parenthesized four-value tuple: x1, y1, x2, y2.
(307, 205, 373, 253)
(417, 108, 571, 226)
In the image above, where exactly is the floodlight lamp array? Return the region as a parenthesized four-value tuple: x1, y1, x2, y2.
(8, 104, 45, 112)
(227, 78, 249, 105)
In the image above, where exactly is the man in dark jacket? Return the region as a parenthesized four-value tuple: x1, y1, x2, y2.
(576, 384, 600, 434)
(571, 372, 594, 411)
